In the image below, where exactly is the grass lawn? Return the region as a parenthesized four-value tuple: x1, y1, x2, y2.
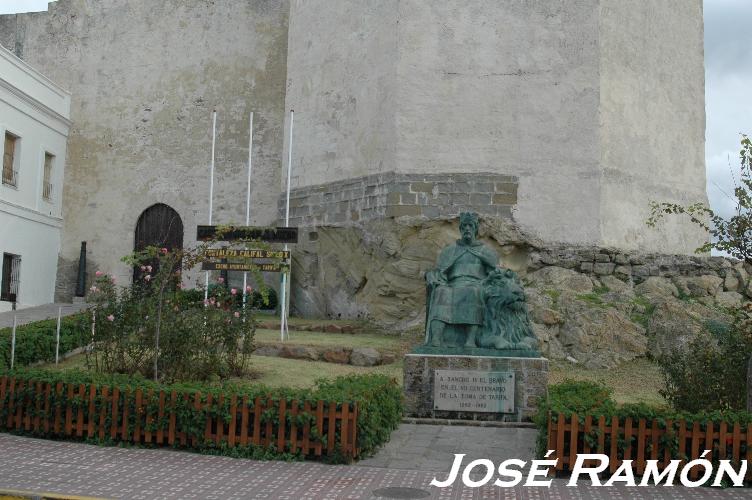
(242, 356, 403, 388)
(34, 313, 666, 406)
(254, 328, 409, 353)
(255, 312, 371, 329)
(549, 357, 667, 407)
(43, 351, 666, 407)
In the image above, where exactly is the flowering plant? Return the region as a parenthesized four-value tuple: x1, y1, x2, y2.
(87, 231, 280, 382)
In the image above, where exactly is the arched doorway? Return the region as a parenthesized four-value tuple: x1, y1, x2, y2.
(133, 204, 184, 283)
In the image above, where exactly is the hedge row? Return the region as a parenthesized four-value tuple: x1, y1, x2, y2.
(534, 380, 752, 458)
(0, 368, 402, 463)
(0, 315, 89, 370)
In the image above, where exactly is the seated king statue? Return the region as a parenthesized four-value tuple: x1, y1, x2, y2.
(423, 212, 539, 353)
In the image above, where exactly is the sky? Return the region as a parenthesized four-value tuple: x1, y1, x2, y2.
(0, 0, 750, 221)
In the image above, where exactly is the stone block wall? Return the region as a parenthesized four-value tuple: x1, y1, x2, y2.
(277, 172, 517, 227)
(529, 245, 744, 286)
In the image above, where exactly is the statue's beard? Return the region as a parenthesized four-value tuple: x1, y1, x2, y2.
(462, 232, 473, 243)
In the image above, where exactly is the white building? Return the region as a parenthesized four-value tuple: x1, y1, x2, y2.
(0, 43, 71, 312)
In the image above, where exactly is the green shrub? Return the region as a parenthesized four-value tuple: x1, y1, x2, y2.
(535, 380, 752, 460)
(533, 380, 615, 456)
(315, 374, 403, 458)
(177, 286, 278, 311)
(0, 368, 401, 463)
(0, 315, 88, 370)
(91, 245, 262, 383)
(657, 316, 752, 413)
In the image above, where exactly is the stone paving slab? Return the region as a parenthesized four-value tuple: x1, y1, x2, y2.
(0, 303, 89, 329)
(358, 424, 537, 472)
(0, 434, 749, 499)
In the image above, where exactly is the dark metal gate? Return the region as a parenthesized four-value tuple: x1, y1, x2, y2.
(133, 204, 183, 283)
(1, 253, 21, 303)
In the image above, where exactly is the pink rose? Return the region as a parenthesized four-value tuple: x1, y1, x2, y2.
(146, 265, 152, 273)
(161, 247, 168, 254)
(234, 311, 240, 318)
(246, 286, 253, 293)
(95, 271, 103, 277)
(106, 314, 114, 322)
(89, 285, 98, 293)
(144, 275, 151, 281)
(140, 265, 146, 272)
(230, 288, 237, 295)
(217, 277, 225, 284)
(209, 297, 216, 304)
(203, 299, 210, 306)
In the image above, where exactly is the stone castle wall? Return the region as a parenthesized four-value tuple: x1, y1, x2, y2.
(283, 0, 709, 253)
(0, 0, 290, 298)
(0, 0, 710, 301)
(277, 172, 517, 228)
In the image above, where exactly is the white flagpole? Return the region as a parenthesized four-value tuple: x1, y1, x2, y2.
(10, 315, 16, 370)
(280, 110, 294, 342)
(243, 112, 254, 315)
(55, 306, 62, 365)
(205, 110, 217, 305)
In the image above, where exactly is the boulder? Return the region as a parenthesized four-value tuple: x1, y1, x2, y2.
(556, 292, 647, 369)
(600, 275, 632, 293)
(673, 275, 723, 298)
(323, 349, 351, 364)
(715, 291, 744, 309)
(281, 345, 320, 361)
(350, 347, 382, 366)
(724, 274, 741, 292)
(634, 277, 679, 301)
(531, 307, 562, 326)
(526, 267, 594, 294)
(254, 345, 281, 357)
(647, 298, 705, 358)
(381, 353, 397, 365)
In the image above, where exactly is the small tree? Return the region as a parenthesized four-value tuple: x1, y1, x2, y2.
(87, 232, 278, 382)
(647, 134, 752, 264)
(658, 311, 752, 412)
(648, 134, 752, 412)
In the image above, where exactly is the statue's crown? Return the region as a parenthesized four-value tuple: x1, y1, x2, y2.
(459, 212, 479, 226)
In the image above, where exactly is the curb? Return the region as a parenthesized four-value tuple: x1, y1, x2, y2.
(401, 417, 536, 428)
(0, 489, 106, 500)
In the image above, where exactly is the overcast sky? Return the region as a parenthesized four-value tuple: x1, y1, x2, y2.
(1, 0, 750, 221)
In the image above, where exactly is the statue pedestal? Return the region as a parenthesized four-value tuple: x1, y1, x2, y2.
(403, 354, 548, 422)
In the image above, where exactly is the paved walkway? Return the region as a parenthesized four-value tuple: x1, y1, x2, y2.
(0, 432, 749, 499)
(358, 424, 537, 472)
(0, 302, 88, 328)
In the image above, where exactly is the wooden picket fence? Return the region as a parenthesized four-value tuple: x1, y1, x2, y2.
(547, 412, 752, 480)
(0, 376, 359, 460)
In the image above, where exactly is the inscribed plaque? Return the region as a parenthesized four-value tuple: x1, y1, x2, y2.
(433, 369, 514, 413)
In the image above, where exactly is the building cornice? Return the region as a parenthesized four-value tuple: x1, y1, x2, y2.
(0, 44, 71, 101)
(0, 77, 72, 130)
(0, 199, 63, 229)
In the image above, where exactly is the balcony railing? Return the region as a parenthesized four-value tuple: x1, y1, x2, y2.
(2, 169, 18, 188)
(42, 181, 53, 201)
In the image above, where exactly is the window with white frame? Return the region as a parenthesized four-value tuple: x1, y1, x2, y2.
(2, 132, 19, 187)
(42, 152, 54, 201)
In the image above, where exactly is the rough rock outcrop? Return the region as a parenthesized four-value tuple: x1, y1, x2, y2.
(289, 217, 746, 368)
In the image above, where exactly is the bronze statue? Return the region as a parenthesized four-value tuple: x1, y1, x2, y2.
(423, 212, 538, 353)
